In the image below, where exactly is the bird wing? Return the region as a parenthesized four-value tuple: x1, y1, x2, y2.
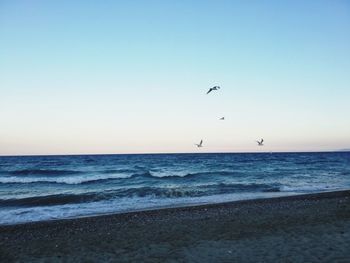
(207, 88, 213, 94)
(200, 140, 203, 146)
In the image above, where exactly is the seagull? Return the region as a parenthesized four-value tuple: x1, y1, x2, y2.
(219, 117, 225, 120)
(256, 139, 264, 146)
(206, 86, 220, 94)
(195, 140, 203, 148)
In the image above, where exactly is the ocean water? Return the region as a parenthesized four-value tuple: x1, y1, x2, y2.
(0, 152, 349, 225)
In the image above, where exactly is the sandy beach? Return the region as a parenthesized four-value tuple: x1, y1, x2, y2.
(1, 190, 350, 262)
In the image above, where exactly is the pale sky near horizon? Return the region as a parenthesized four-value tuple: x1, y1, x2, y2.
(1, 0, 350, 155)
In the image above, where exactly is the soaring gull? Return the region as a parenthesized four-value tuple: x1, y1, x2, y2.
(206, 86, 220, 94)
(256, 139, 264, 146)
(195, 140, 203, 148)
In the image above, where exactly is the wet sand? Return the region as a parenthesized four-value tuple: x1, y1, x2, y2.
(1, 190, 350, 262)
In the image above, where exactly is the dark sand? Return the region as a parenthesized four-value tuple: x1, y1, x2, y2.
(1, 191, 350, 263)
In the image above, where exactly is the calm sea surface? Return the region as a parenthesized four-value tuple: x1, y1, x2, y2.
(0, 152, 349, 225)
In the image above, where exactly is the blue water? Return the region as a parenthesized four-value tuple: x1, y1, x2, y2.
(0, 152, 350, 225)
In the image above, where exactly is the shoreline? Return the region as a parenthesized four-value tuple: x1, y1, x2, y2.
(0, 190, 300, 227)
(1, 190, 350, 262)
(0, 189, 345, 227)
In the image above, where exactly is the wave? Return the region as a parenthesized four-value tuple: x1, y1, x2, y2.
(0, 173, 130, 185)
(279, 185, 341, 192)
(0, 171, 239, 185)
(100, 169, 139, 174)
(0, 183, 281, 207)
(0, 192, 106, 207)
(3, 169, 83, 176)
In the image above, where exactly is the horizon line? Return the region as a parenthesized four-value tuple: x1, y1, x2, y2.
(0, 149, 349, 157)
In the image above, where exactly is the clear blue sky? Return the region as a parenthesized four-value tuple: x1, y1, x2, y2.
(1, 0, 349, 155)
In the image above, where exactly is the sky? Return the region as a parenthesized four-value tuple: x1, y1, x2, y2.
(0, 0, 350, 155)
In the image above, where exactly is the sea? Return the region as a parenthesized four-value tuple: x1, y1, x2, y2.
(0, 152, 349, 225)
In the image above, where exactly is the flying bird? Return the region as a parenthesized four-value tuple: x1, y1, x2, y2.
(206, 86, 220, 94)
(219, 117, 225, 120)
(195, 140, 203, 148)
(256, 139, 264, 146)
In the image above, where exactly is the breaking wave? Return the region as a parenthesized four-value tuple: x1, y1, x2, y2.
(0, 171, 237, 185)
(0, 182, 281, 207)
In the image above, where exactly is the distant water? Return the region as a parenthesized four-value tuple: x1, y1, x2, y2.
(0, 152, 349, 225)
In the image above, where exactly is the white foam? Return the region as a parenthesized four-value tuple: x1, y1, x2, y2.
(0, 173, 131, 185)
(0, 192, 297, 225)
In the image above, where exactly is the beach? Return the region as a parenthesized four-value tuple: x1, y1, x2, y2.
(1, 190, 350, 262)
